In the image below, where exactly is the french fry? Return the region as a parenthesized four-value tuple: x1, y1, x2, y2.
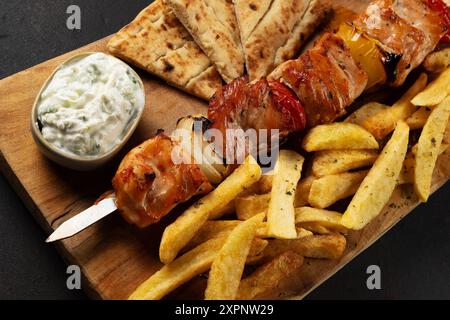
(400, 136, 449, 186)
(237, 251, 304, 300)
(414, 96, 450, 202)
(248, 238, 269, 257)
(129, 237, 226, 300)
(267, 150, 305, 239)
(411, 67, 450, 107)
(250, 234, 347, 265)
(398, 151, 415, 185)
(160, 156, 261, 264)
(258, 173, 274, 194)
(406, 107, 432, 130)
(423, 48, 450, 74)
(185, 220, 268, 254)
(302, 123, 379, 152)
(294, 176, 316, 207)
(236, 177, 316, 220)
(362, 73, 427, 140)
(205, 214, 264, 300)
(296, 227, 314, 238)
(255, 222, 313, 239)
(311, 149, 378, 177)
(345, 102, 389, 126)
(185, 220, 241, 251)
(413, 130, 449, 156)
(295, 207, 347, 234)
(235, 193, 270, 220)
(209, 201, 236, 220)
(300, 223, 335, 235)
(341, 121, 410, 230)
(308, 171, 368, 209)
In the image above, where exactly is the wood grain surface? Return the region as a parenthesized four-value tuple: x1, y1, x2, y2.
(0, 0, 448, 300)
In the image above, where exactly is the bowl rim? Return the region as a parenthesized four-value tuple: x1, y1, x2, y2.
(30, 51, 146, 164)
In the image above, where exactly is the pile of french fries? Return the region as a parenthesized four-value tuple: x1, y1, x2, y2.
(129, 62, 450, 300)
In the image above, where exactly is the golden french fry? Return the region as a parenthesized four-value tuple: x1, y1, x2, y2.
(237, 174, 317, 212)
(205, 214, 264, 300)
(293, 176, 316, 207)
(401, 137, 449, 186)
(267, 150, 305, 239)
(236, 178, 317, 220)
(185, 220, 268, 255)
(258, 174, 274, 194)
(129, 237, 226, 300)
(398, 151, 415, 185)
(302, 123, 379, 152)
(237, 251, 304, 300)
(296, 227, 314, 238)
(251, 234, 347, 265)
(248, 238, 269, 257)
(406, 107, 432, 130)
(345, 102, 389, 126)
(209, 201, 236, 220)
(341, 121, 410, 230)
(255, 223, 313, 239)
(423, 48, 450, 74)
(308, 170, 368, 209)
(185, 220, 241, 251)
(300, 223, 335, 235)
(295, 207, 347, 234)
(413, 135, 449, 156)
(235, 193, 270, 220)
(411, 67, 450, 107)
(362, 73, 427, 140)
(160, 156, 261, 264)
(312, 149, 378, 177)
(414, 96, 450, 202)
(442, 124, 450, 152)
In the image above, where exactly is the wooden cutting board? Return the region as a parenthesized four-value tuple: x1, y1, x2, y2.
(0, 0, 448, 300)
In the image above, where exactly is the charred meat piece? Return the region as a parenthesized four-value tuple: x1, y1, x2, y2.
(354, 0, 446, 86)
(269, 33, 368, 127)
(208, 76, 307, 159)
(424, 0, 450, 44)
(112, 134, 213, 228)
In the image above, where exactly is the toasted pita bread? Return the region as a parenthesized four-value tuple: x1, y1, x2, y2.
(233, 0, 272, 43)
(164, 0, 245, 83)
(242, 0, 327, 80)
(107, 0, 223, 100)
(205, 0, 242, 45)
(274, 0, 328, 66)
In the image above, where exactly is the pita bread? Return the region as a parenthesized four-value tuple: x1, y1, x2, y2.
(107, 0, 223, 100)
(204, 0, 241, 45)
(164, 0, 245, 83)
(241, 0, 327, 80)
(274, 0, 328, 66)
(233, 0, 272, 43)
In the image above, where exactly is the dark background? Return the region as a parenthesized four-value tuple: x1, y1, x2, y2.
(0, 0, 449, 300)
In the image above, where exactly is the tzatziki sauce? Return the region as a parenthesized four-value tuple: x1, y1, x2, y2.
(37, 52, 145, 157)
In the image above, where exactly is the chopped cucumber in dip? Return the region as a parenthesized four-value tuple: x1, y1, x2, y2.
(37, 52, 144, 157)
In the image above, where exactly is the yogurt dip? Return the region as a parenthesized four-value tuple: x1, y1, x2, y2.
(36, 52, 145, 157)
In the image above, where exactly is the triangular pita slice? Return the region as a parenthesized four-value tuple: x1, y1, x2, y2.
(233, 0, 272, 42)
(241, 0, 327, 80)
(107, 0, 223, 100)
(165, 0, 245, 83)
(274, 0, 328, 66)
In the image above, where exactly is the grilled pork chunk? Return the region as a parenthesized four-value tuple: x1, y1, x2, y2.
(208, 76, 307, 159)
(112, 134, 213, 228)
(269, 33, 368, 127)
(354, 0, 447, 86)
